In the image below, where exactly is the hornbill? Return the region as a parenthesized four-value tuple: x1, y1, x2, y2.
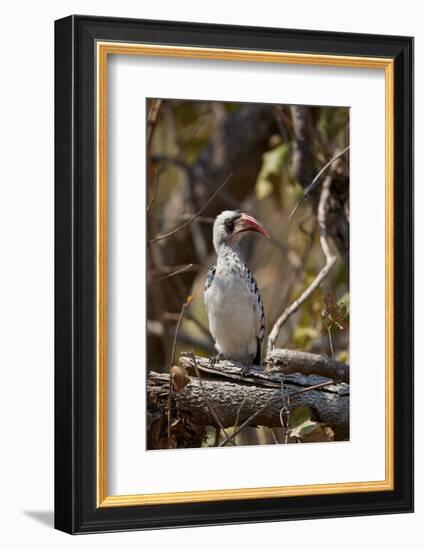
(204, 210, 269, 368)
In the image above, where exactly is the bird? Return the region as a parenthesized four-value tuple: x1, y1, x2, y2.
(204, 210, 270, 369)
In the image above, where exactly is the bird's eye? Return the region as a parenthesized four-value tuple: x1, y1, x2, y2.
(224, 219, 234, 233)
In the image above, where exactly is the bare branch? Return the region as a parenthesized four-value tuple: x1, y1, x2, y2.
(267, 175, 337, 352)
(170, 297, 193, 367)
(150, 214, 214, 225)
(219, 398, 276, 447)
(291, 380, 334, 396)
(265, 348, 349, 384)
(149, 172, 233, 245)
(289, 145, 350, 219)
(180, 350, 349, 385)
(147, 99, 162, 150)
(154, 263, 194, 283)
(147, 169, 160, 217)
(167, 380, 173, 448)
(234, 398, 248, 433)
(167, 295, 192, 448)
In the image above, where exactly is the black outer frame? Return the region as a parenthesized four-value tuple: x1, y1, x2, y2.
(54, 15, 414, 534)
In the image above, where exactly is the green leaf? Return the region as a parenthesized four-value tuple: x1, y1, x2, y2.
(290, 419, 322, 439)
(288, 407, 323, 440)
(292, 326, 320, 349)
(289, 407, 311, 428)
(339, 292, 350, 313)
(256, 144, 290, 200)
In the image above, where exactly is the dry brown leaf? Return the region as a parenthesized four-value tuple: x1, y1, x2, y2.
(170, 365, 190, 392)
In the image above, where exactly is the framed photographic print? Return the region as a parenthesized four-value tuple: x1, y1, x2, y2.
(54, 15, 413, 534)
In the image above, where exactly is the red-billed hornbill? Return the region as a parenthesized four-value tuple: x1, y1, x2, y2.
(204, 210, 269, 368)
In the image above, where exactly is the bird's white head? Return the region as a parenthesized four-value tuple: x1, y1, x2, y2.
(212, 210, 270, 253)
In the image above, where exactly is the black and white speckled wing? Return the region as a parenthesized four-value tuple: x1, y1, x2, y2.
(204, 265, 216, 314)
(244, 266, 265, 361)
(204, 265, 216, 292)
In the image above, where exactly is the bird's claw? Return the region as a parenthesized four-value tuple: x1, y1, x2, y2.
(240, 365, 251, 377)
(209, 353, 224, 369)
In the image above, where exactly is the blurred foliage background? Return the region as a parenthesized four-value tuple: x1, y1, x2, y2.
(147, 99, 349, 446)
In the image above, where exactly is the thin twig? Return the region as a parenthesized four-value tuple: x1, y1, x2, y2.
(267, 175, 337, 352)
(171, 297, 192, 369)
(234, 398, 247, 433)
(152, 263, 200, 275)
(219, 397, 277, 447)
(147, 169, 160, 217)
(268, 215, 316, 330)
(154, 263, 194, 282)
(232, 398, 248, 445)
(270, 428, 280, 444)
(284, 418, 290, 445)
(150, 214, 214, 225)
(289, 145, 350, 219)
(273, 379, 335, 447)
(327, 327, 334, 357)
(178, 214, 214, 224)
(166, 295, 196, 448)
(146, 246, 171, 364)
(149, 172, 233, 244)
(147, 99, 163, 150)
(291, 380, 334, 396)
(168, 296, 192, 448)
(167, 378, 174, 448)
(279, 379, 291, 444)
(189, 352, 230, 440)
(213, 427, 221, 447)
(165, 105, 209, 264)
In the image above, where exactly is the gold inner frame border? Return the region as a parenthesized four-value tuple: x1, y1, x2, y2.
(96, 42, 394, 508)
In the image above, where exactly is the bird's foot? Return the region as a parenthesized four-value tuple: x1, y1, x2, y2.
(240, 364, 251, 377)
(240, 362, 261, 377)
(209, 353, 224, 369)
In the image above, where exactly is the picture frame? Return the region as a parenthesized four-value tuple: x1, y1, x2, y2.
(54, 15, 413, 534)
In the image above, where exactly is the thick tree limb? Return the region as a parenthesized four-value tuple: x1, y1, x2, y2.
(265, 348, 349, 383)
(147, 350, 350, 448)
(148, 371, 349, 442)
(179, 350, 349, 385)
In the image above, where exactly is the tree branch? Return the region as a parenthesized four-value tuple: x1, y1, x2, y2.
(149, 172, 233, 245)
(289, 145, 350, 219)
(188, 352, 230, 441)
(147, 99, 162, 150)
(148, 356, 349, 446)
(179, 350, 349, 385)
(265, 348, 349, 384)
(267, 174, 337, 352)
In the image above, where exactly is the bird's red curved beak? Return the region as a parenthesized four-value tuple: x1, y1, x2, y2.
(236, 213, 270, 238)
